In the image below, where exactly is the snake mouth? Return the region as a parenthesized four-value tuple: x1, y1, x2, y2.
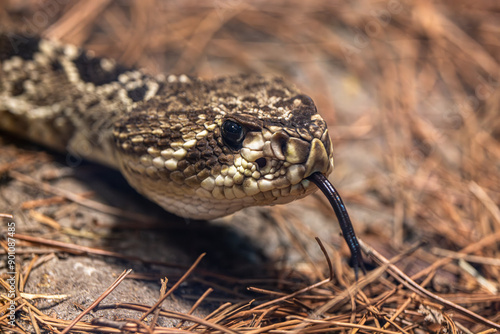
(241, 129, 333, 185)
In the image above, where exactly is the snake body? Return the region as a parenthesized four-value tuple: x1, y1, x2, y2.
(0, 34, 334, 220)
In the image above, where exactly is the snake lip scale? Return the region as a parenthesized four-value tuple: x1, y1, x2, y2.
(0, 33, 363, 276)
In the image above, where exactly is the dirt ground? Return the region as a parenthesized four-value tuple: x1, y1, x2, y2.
(1, 1, 500, 333)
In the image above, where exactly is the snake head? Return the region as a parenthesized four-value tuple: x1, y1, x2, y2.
(114, 74, 334, 219)
(215, 93, 334, 204)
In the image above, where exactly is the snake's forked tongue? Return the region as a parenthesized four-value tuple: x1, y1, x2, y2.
(307, 172, 365, 280)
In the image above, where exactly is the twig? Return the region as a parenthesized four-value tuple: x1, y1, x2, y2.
(96, 302, 240, 334)
(139, 253, 206, 321)
(360, 240, 500, 330)
(61, 269, 133, 334)
(315, 237, 333, 281)
(176, 288, 213, 328)
(150, 278, 168, 330)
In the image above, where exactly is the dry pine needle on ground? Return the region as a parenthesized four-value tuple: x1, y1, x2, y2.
(0, 0, 500, 333)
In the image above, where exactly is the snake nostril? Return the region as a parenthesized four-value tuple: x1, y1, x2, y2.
(255, 157, 267, 169)
(270, 131, 289, 161)
(279, 136, 287, 154)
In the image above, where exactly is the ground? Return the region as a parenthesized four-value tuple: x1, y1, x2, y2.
(1, 1, 499, 333)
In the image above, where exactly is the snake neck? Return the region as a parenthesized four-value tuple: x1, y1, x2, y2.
(0, 34, 165, 168)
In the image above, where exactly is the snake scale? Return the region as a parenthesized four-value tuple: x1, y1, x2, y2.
(0, 33, 363, 275)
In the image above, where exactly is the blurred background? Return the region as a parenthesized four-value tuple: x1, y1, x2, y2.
(1, 0, 500, 331)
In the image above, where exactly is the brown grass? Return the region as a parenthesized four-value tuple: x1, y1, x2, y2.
(1, 0, 500, 333)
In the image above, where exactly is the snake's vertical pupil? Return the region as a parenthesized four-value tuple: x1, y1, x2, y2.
(222, 120, 245, 149)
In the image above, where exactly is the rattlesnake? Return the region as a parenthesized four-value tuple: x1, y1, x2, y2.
(0, 33, 363, 274)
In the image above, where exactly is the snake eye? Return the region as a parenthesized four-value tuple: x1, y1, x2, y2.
(222, 120, 245, 150)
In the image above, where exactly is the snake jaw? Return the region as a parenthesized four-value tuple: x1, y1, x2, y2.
(240, 127, 333, 183)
